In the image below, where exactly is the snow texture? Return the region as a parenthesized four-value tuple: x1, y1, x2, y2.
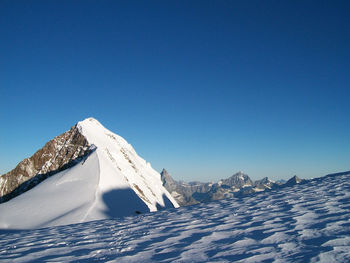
(0, 172, 349, 262)
(0, 118, 178, 229)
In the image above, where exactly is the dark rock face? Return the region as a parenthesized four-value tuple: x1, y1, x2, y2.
(285, 175, 303, 186)
(161, 169, 198, 206)
(0, 125, 91, 203)
(221, 172, 253, 188)
(160, 169, 178, 193)
(253, 177, 279, 190)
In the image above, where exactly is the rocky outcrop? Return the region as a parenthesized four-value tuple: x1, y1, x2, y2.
(284, 175, 303, 186)
(0, 125, 92, 203)
(161, 169, 198, 206)
(253, 177, 279, 190)
(221, 172, 253, 188)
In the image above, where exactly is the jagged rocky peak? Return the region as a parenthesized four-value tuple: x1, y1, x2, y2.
(285, 175, 303, 186)
(160, 169, 199, 207)
(161, 168, 178, 192)
(221, 171, 253, 188)
(253, 177, 278, 190)
(0, 124, 92, 203)
(254, 177, 273, 185)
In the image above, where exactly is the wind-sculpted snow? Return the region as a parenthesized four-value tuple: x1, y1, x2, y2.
(1, 172, 349, 262)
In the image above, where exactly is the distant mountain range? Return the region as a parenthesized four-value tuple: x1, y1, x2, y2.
(161, 169, 304, 206)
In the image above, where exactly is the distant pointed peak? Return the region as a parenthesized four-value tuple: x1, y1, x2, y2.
(161, 169, 170, 177)
(285, 175, 303, 186)
(291, 175, 301, 181)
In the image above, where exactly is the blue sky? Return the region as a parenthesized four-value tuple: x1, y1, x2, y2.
(1, 1, 349, 181)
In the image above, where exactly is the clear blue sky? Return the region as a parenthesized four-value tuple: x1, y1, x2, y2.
(1, 1, 349, 181)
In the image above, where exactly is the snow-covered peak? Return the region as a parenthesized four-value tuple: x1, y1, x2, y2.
(0, 118, 178, 229)
(77, 117, 106, 131)
(77, 117, 179, 210)
(78, 117, 128, 148)
(80, 116, 102, 124)
(221, 171, 253, 188)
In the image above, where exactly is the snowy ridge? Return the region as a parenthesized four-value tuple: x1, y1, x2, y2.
(1, 171, 349, 262)
(76, 117, 179, 213)
(0, 118, 178, 229)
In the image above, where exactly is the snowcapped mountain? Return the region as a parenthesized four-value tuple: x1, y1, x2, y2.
(253, 177, 278, 190)
(220, 171, 253, 188)
(0, 117, 178, 229)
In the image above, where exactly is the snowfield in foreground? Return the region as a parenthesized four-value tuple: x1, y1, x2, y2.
(1, 172, 349, 262)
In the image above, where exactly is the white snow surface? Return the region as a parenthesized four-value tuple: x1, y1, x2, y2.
(1, 172, 349, 262)
(0, 117, 178, 229)
(76, 118, 178, 211)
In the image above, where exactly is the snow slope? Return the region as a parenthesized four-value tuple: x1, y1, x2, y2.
(1, 172, 349, 262)
(76, 118, 178, 215)
(0, 118, 178, 229)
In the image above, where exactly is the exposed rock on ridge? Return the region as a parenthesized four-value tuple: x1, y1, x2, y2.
(0, 125, 91, 203)
(221, 171, 253, 188)
(161, 169, 198, 206)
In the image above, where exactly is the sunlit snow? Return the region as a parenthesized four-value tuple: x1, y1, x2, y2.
(1, 172, 349, 262)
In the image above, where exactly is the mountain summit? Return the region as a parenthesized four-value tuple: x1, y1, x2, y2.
(0, 117, 178, 229)
(285, 175, 303, 186)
